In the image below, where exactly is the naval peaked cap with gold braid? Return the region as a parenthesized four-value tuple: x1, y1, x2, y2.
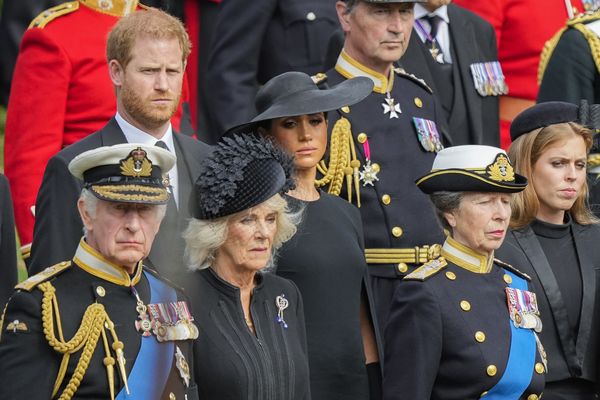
(191, 134, 295, 219)
(416, 145, 527, 193)
(68, 143, 175, 204)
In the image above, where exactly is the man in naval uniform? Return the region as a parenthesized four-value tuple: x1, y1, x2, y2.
(29, 8, 211, 286)
(0, 143, 199, 399)
(318, 0, 450, 334)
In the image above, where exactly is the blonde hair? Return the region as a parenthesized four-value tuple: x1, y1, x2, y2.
(183, 194, 302, 270)
(508, 122, 597, 228)
(106, 8, 191, 67)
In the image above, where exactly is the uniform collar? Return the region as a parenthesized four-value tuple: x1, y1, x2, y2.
(440, 236, 494, 273)
(79, 0, 139, 17)
(73, 238, 143, 286)
(335, 49, 394, 94)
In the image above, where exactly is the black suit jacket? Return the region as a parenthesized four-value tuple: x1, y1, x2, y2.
(496, 225, 600, 384)
(400, 4, 500, 146)
(29, 118, 211, 285)
(0, 174, 18, 308)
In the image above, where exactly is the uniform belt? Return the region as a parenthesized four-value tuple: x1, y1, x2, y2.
(365, 244, 442, 265)
(499, 96, 535, 122)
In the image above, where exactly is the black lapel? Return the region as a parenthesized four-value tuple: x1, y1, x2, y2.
(99, 118, 128, 145)
(571, 223, 596, 365)
(401, 33, 437, 92)
(512, 227, 581, 374)
(447, 5, 483, 143)
(172, 134, 199, 220)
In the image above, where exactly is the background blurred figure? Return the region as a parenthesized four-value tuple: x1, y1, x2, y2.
(3, 0, 193, 265)
(498, 102, 600, 399)
(204, 0, 339, 141)
(385, 145, 544, 400)
(453, 0, 586, 149)
(0, 173, 18, 310)
(538, 7, 600, 104)
(226, 71, 381, 399)
(184, 134, 310, 399)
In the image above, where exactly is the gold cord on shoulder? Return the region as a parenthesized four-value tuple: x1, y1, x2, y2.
(38, 282, 125, 400)
(315, 117, 362, 207)
(538, 27, 568, 84)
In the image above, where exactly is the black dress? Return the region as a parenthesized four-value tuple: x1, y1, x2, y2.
(276, 192, 370, 400)
(185, 267, 311, 400)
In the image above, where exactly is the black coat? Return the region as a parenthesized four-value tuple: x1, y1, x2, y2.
(204, 0, 339, 139)
(400, 4, 500, 146)
(496, 225, 600, 385)
(29, 118, 211, 285)
(0, 174, 18, 309)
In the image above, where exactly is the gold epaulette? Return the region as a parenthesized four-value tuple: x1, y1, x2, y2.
(494, 258, 531, 281)
(403, 257, 447, 281)
(311, 72, 328, 85)
(15, 261, 71, 292)
(394, 67, 433, 94)
(29, 1, 79, 29)
(589, 153, 600, 169)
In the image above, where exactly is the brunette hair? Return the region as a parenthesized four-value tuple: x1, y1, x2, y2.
(508, 122, 597, 228)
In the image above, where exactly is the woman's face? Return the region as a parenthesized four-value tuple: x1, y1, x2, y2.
(532, 135, 587, 224)
(445, 192, 512, 256)
(216, 203, 278, 272)
(269, 113, 328, 171)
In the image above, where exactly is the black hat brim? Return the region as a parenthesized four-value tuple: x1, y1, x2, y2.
(224, 77, 373, 136)
(416, 169, 528, 194)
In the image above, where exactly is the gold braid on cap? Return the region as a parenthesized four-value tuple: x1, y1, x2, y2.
(38, 282, 127, 400)
(539, 10, 600, 84)
(316, 116, 362, 207)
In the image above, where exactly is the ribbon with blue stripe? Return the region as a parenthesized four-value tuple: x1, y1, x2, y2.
(483, 270, 536, 399)
(116, 271, 176, 399)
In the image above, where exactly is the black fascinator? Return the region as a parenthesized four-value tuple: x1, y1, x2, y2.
(192, 134, 295, 219)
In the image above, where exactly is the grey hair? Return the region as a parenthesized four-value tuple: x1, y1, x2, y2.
(428, 191, 463, 233)
(343, 0, 361, 13)
(183, 194, 303, 271)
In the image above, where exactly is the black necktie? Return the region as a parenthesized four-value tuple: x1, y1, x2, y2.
(155, 140, 177, 210)
(424, 15, 444, 64)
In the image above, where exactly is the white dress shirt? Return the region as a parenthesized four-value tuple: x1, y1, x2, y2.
(413, 4, 452, 64)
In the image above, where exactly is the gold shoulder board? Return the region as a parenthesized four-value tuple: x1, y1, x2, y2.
(395, 68, 433, 94)
(29, 1, 79, 29)
(404, 257, 447, 281)
(15, 261, 72, 292)
(493, 258, 531, 281)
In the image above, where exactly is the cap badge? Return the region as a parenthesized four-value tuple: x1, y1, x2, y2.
(487, 154, 515, 182)
(120, 147, 153, 178)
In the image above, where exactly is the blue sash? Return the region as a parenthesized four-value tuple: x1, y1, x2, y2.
(116, 271, 176, 399)
(484, 270, 536, 399)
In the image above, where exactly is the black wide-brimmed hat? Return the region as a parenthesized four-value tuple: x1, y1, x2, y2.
(510, 101, 579, 142)
(191, 134, 295, 219)
(69, 143, 175, 204)
(224, 71, 373, 136)
(416, 145, 527, 194)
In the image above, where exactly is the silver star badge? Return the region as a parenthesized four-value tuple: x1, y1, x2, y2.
(382, 94, 401, 119)
(359, 160, 379, 186)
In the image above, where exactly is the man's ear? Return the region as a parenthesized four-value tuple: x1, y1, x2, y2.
(109, 59, 124, 87)
(78, 198, 93, 233)
(336, 1, 352, 33)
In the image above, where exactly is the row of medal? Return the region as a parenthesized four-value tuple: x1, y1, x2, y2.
(135, 300, 200, 342)
(505, 287, 543, 333)
(470, 61, 509, 97)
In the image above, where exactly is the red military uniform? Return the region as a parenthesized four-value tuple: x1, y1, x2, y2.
(453, 0, 584, 149)
(4, 0, 190, 260)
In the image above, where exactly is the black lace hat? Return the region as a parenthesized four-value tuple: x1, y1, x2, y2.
(191, 134, 295, 219)
(223, 71, 373, 136)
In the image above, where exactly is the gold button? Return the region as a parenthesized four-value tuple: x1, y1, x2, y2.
(306, 11, 316, 21)
(460, 300, 471, 311)
(535, 363, 545, 374)
(397, 263, 408, 273)
(341, 106, 350, 114)
(486, 365, 497, 376)
(391, 227, 403, 237)
(475, 331, 486, 343)
(169, 393, 176, 400)
(480, 391, 488, 398)
(372, 163, 380, 172)
(96, 286, 106, 297)
(414, 97, 423, 108)
(357, 133, 367, 143)
(381, 194, 391, 205)
(527, 395, 539, 400)
(445, 271, 456, 280)
(503, 274, 512, 284)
